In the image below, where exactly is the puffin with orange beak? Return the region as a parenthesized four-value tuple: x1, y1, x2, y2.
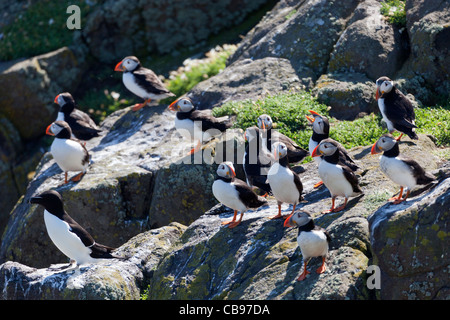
(45, 121, 90, 185)
(311, 138, 362, 214)
(284, 211, 330, 281)
(168, 97, 233, 154)
(54, 92, 101, 141)
(267, 142, 303, 220)
(375, 76, 417, 141)
(257, 114, 308, 164)
(306, 110, 358, 188)
(371, 134, 435, 204)
(212, 161, 268, 228)
(114, 56, 175, 111)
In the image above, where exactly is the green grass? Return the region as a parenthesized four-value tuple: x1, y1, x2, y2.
(212, 92, 450, 156)
(0, 0, 95, 61)
(380, 0, 406, 27)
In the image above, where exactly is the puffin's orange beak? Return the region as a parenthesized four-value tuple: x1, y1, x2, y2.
(261, 122, 266, 130)
(283, 214, 294, 227)
(306, 110, 320, 123)
(54, 94, 60, 104)
(371, 142, 380, 155)
(168, 99, 179, 111)
(114, 61, 125, 72)
(45, 124, 54, 136)
(228, 166, 236, 178)
(311, 144, 321, 157)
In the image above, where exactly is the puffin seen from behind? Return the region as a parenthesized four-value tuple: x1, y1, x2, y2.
(312, 138, 363, 214)
(46, 121, 90, 185)
(284, 211, 331, 281)
(169, 97, 233, 154)
(30, 190, 124, 271)
(371, 134, 436, 204)
(114, 56, 175, 111)
(257, 114, 308, 164)
(306, 110, 359, 188)
(243, 126, 273, 196)
(375, 76, 418, 141)
(54, 92, 102, 141)
(212, 161, 268, 228)
(267, 142, 303, 220)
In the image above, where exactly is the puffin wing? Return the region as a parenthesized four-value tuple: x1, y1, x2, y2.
(233, 178, 268, 208)
(191, 109, 232, 132)
(341, 165, 362, 193)
(276, 133, 309, 161)
(67, 110, 101, 139)
(293, 173, 303, 202)
(132, 68, 173, 95)
(385, 89, 417, 128)
(400, 157, 436, 185)
(337, 145, 359, 171)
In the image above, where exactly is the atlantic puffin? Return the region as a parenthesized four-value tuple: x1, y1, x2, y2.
(29, 190, 123, 270)
(257, 114, 308, 163)
(168, 97, 233, 154)
(46, 121, 90, 185)
(311, 138, 363, 213)
(267, 142, 303, 220)
(371, 134, 435, 204)
(243, 126, 273, 196)
(375, 76, 418, 141)
(284, 211, 331, 281)
(306, 110, 359, 188)
(212, 161, 268, 228)
(114, 56, 175, 111)
(54, 92, 102, 141)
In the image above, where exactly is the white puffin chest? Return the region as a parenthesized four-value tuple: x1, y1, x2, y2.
(212, 179, 247, 212)
(379, 155, 417, 189)
(297, 230, 329, 259)
(43, 210, 94, 264)
(123, 72, 150, 99)
(378, 98, 395, 132)
(318, 160, 354, 197)
(267, 163, 300, 204)
(50, 138, 88, 172)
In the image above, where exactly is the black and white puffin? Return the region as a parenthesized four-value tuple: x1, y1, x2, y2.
(46, 121, 90, 184)
(114, 56, 175, 111)
(243, 126, 273, 196)
(306, 110, 359, 188)
(267, 142, 303, 220)
(284, 211, 331, 281)
(54, 92, 102, 141)
(371, 134, 435, 204)
(168, 97, 233, 154)
(375, 76, 418, 141)
(257, 114, 308, 164)
(311, 138, 363, 214)
(212, 161, 268, 228)
(29, 190, 123, 270)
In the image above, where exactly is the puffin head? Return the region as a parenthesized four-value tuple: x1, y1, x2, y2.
(272, 141, 288, 161)
(217, 161, 236, 179)
(257, 114, 273, 130)
(371, 134, 397, 155)
(114, 56, 140, 72)
(375, 76, 394, 100)
(284, 210, 312, 228)
(54, 92, 75, 107)
(46, 121, 72, 138)
(306, 110, 329, 135)
(311, 138, 338, 158)
(168, 97, 194, 112)
(244, 126, 259, 142)
(29, 189, 64, 215)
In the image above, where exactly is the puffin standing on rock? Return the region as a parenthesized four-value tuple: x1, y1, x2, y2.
(54, 92, 102, 141)
(114, 56, 175, 111)
(312, 138, 363, 214)
(169, 97, 233, 154)
(371, 134, 436, 204)
(30, 190, 123, 271)
(46, 121, 90, 185)
(306, 110, 359, 188)
(375, 76, 418, 141)
(284, 211, 331, 281)
(267, 142, 303, 220)
(257, 114, 308, 164)
(212, 161, 268, 228)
